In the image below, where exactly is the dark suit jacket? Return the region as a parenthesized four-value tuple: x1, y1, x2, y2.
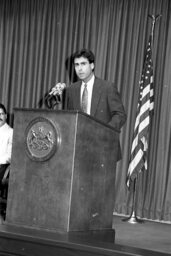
(64, 77, 126, 132)
(64, 77, 127, 160)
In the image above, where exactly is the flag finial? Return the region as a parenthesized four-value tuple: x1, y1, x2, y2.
(148, 14, 162, 40)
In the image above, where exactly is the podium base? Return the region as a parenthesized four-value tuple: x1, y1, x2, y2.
(0, 222, 115, 256)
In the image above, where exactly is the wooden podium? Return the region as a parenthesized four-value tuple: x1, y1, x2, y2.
(5, 109, 119, 240)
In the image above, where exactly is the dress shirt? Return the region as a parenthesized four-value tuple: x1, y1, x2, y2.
(81, 75, 95, 115)
(0, 123, 13, 164)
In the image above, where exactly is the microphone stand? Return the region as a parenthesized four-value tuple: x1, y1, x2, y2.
(45, 83, 66, 110)
(45, 93, 63, 110)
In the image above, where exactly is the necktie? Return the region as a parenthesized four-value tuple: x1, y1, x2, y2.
(81, 84, 88, 113)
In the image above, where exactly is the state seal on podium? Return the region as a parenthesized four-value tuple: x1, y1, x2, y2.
(25, 117, 60, 161)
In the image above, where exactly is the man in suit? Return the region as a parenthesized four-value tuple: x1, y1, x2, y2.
(64, 49, 126, 132)
(64, 49, 126, 161)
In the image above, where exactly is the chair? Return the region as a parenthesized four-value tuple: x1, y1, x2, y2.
(0, 165, 10, 220)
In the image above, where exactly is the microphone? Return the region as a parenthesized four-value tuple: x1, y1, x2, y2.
(48, 83, 66, 96)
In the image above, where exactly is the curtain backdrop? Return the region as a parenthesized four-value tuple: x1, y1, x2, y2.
(0, 0, 171, 222)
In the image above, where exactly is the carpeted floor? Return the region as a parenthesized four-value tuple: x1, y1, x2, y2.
(113, 214, 171, 254)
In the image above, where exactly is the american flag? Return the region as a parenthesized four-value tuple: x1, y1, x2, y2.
(126, 34, 154, 188)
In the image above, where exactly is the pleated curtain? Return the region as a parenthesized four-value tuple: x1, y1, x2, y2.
(0, 0, 171, 222)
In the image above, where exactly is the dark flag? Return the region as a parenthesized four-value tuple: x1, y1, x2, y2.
(126, 34, 154, 188)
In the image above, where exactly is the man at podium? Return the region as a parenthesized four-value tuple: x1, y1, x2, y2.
(64, 48, 126, 133)
(5, 56, 125, 234)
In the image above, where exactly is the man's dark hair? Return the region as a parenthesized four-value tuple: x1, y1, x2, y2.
(0, 103, 7, 114)
(72, 49, 95, 64)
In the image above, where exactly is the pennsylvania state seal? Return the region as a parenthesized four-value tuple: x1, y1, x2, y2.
(25, 117, 60, 161)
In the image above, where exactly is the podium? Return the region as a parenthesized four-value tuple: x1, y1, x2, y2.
(5, 109, 119, 239)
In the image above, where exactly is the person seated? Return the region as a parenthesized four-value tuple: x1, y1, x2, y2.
(0, 103, 13, 222)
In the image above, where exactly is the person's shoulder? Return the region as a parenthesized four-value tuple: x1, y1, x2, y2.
(1, 123, 13, 137)
(5, 123, 13, 132)
(95, 77, 113, 87)
(66, 80, 81, 91)
(70, 80, 81, 86)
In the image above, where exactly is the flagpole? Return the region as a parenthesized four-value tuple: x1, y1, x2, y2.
(123, 14, 161, 224)
(122, 178, 144, 223)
